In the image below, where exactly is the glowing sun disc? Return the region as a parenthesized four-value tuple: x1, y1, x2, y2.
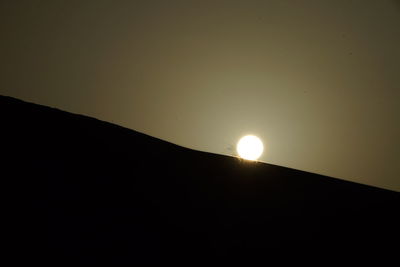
(237, 135, 263, 160)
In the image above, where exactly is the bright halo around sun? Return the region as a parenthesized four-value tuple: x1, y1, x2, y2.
(237, 135, 264, 161)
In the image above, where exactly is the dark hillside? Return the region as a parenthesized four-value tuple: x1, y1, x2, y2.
(2, 95, 399, 264)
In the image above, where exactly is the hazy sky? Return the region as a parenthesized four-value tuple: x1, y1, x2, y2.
(1, 0, 399, 191)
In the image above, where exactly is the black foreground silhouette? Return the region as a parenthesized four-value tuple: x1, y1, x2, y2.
(2, 95, 399, 264)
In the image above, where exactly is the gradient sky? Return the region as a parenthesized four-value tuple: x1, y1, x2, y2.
(1, 0, 399, 191)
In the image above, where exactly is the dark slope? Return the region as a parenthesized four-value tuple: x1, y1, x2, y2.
(2, 95, 399, 264)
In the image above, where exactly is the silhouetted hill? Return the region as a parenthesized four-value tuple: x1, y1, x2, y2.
(2, 95, 399, 264)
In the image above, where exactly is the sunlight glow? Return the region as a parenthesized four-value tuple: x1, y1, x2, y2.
(236, 135, 264, 161)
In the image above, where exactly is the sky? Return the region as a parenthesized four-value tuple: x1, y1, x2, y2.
(1, 0, 399, 191)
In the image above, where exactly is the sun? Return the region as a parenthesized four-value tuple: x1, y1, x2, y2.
(236, 135, 264, 161)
